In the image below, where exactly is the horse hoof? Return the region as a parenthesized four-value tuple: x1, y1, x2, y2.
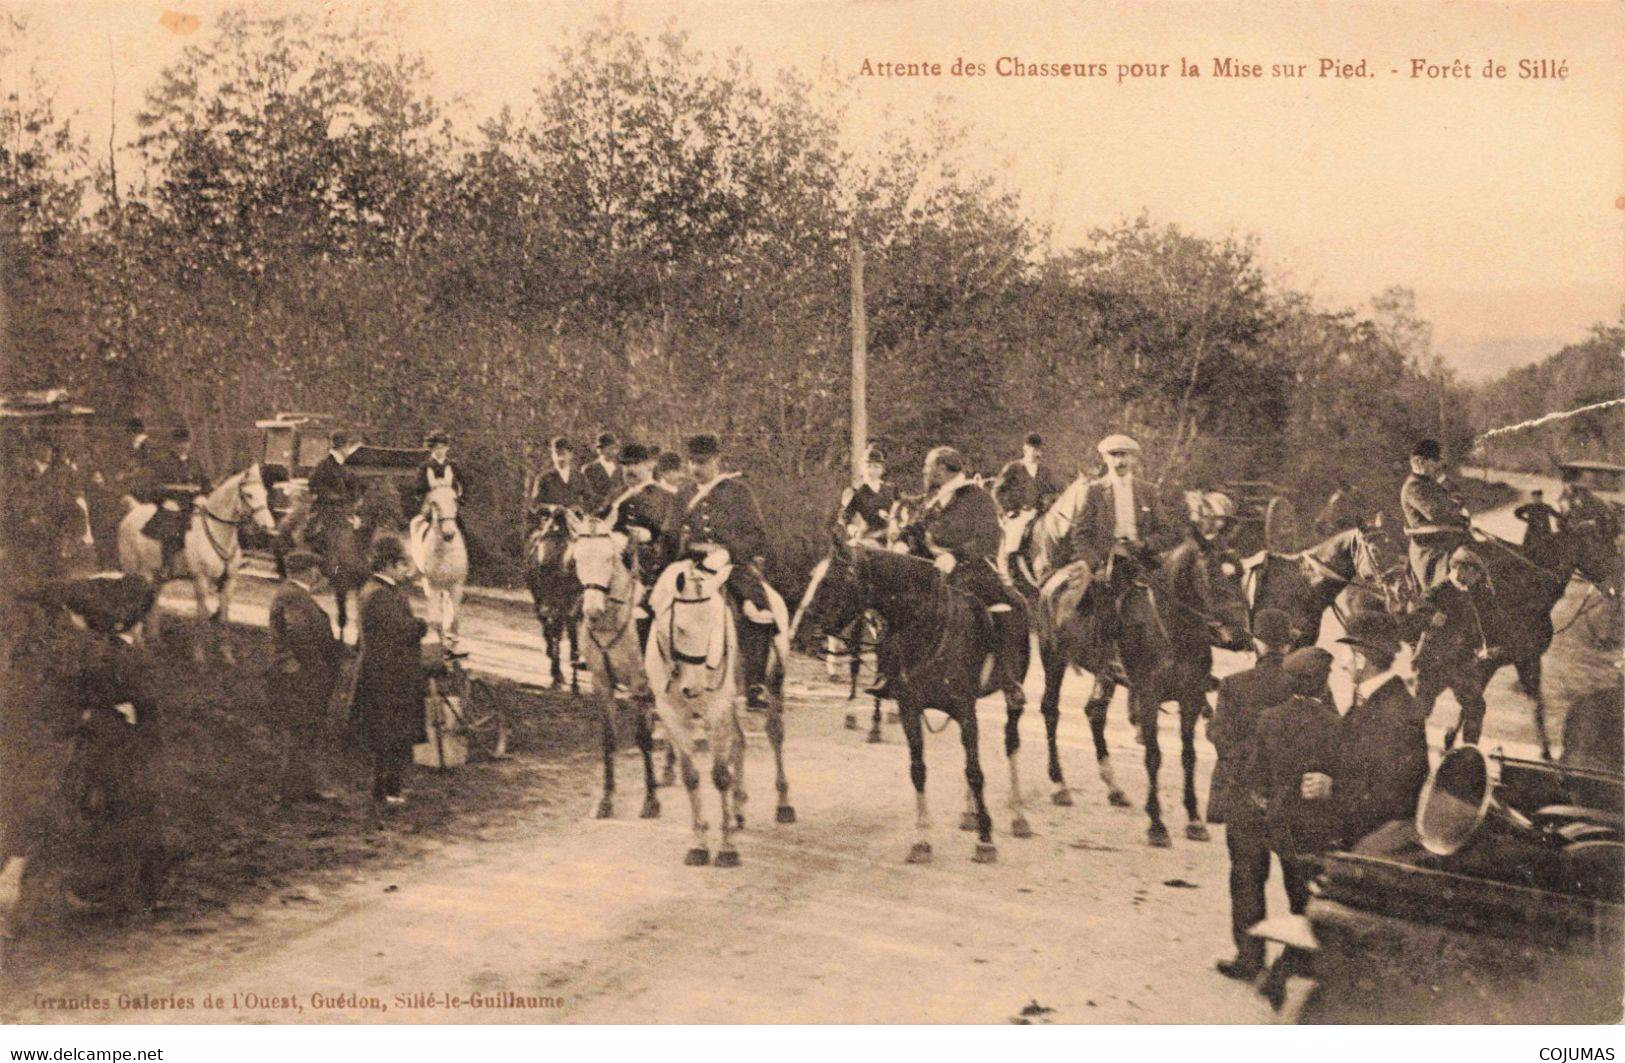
(1147, 824, 1172, 848)
(1185, 823, 1211, 842)
(845, 713, 858, 730)
(906, 842, 932, 864)
(683, 848, 710, 866)
(714, 849, 741, 868)
(1108, 789, 1132, 808)
(776, 805, 797, 824)
(660, 769, 676, 788)
(972, 843, 998, 864)
(735, 813, 746, 830)
(1051, 789, 1074, 807)
(1540, 745, 1554, 762)
(640, 798, 660, 820)
(885, 710, 899, 724)
(959, 812, 979, 832)
(594, 797, 614, 820)
(1011, 817, 1033, 839)
(866, 730, 883, 744)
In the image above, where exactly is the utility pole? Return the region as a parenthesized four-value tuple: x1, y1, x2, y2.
(850, 236, 867, 486)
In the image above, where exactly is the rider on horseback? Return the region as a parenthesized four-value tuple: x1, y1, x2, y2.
(306, 431, 362, 549)
(611, 443, 678, 647)
(1413, 545, 1509, 679)
(415, 431, 469, 538)
(839, 443, 899, 542)
(135, 428, 211, 575)
(892, 446, 1028, 709)
(993, 432, 1065, 520)
(677, 433, 777, 710)
(1059, 433, 1170, 686)
(1400, 438, 1470, 598)
(526, 436, 587, 528)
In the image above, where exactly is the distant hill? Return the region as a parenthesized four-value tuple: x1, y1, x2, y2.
(1416, 284, 1621, 381)
(1470, 319, 1624, 472)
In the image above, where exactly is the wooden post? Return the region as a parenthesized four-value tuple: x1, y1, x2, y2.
(850, 236, 867, 486)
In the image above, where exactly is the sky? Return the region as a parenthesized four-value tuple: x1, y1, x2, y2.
(8, 0, 1623, 380)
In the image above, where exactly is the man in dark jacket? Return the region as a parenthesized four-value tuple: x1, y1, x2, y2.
(581, 431, 622, 513)
(305, 431, 362, 550)
(1400, 438, 1470, 597)
(269, 550, 343, 801)
(136, 428, 211, 574)
(1334, 613, 1429, 848)
(1514, 489, 1560, 547)
(993, 433, 1066, 519)
(352, 536, 428, 805)
(839, 444, 900, 541)
(1209, 608, 1294, 980)
(526, 436, 587, 527)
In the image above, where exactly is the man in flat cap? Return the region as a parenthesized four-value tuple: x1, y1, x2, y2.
(526, 436, 587, 528)
(678, 433, 777, 709)
(1412, 545, 1507, 748)
(270, 550, 343, 801)
(993, 433, 1065, 521)
(1400, 438, 1470, 598)
(1039, 433, 1170, 682)
(1210, 606, 1297, 981)
(1334, 612, 1428, 847)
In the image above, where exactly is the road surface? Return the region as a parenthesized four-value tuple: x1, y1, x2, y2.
(6, 475, 1609, 1024)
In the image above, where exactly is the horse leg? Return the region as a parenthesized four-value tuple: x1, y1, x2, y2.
(655, 695, 709, 865)
(190, 572, 210, 664)
(1085, 677, 1130, 807)
(545, 622, 564, 687)
(1515, 657, 1552, 759)
(567, 618, 580, 696)
(1005, 684, 1032, 839)
(961, 705, 997, 863)
(713, 715, 742, 867)
(633, 692, 660, 818)
(826, 634, 844, 682)
(1040, 648, 1070, 806)
(867, 699, 883, 743)
(1141, 692, 1170, 847)
(595, 680, 618, 819)
(901, 706, 932, 863)
(1179, 696, 1208, 841)
(217, 571, 239, 666)
(765, 684, 795, 824)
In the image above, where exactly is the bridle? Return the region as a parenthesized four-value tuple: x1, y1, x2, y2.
(575, 529, 638, 654)
(196, 470, 270, 566)
(662, 565, 732, 693)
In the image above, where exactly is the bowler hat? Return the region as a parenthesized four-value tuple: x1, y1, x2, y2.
(864, 444, 887, 466)
(655, 452, 683, 475)
(1337, 612, 1400, 658)
(550, 435, 572, 454)
(425, 430, 450, 447)
(685, 434, 721, 458)
(596, 431, 618, 449)
(125, 417, 145, 434)
(172, 427, 191, 442)
(370, 535, 408, 572)
(1251, 607, 1294, 649)
(619, 442, 652, 465)
(1412, 438, 1442, 461)
(1282, 647, 1333, 694)
(1025, 433, 1044, 448)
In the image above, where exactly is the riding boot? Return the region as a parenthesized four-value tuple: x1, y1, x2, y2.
(993, 609, 1027, 708)
(865, 637, 896, 699)
(738, 620, 771, 711)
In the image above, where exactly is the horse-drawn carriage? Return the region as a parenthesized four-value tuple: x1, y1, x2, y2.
(1213, 479, 1304, 556)
(255, 412, 428, 527)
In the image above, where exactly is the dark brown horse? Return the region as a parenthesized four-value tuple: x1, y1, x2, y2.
(1240, 520, 1406, 649)
(793, 539, 1030, 864)
(524, 504, 581, 693)
(1025, 540, 1251, 847)
(277, 481, 403, 641)
(1411, 520, 1619, 758)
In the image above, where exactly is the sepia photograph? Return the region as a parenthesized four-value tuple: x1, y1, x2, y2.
(0, 0, 1620, 1043)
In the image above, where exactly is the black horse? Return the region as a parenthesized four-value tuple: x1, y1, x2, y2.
(793, 538, 1031, 863)
(1241, 519, 1406, 649)
(1411, 520, 1619, 758)
(1022, 540, 1251, 847)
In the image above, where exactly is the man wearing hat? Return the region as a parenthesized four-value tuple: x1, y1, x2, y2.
(1412, 545, 1505, 747)
(352, 536, 429, 805)
(1513, 489, 1560, 548)
(1334, 612, 1428, 847)
(839, 444, 900, 541)
(1039, 433, 1169, 681)
(993, 433, 1065, 520)
(413, 430, 470, 537)
(1557, 467, 1618, 542)
(135, 427, 212, 573)
(269, 550, 343, 801)
(611, 443, 678, 648)
(581, 431, 622, 513)
(678, 433, 777, 708)
(306, 430, 363, 550)
(1400, 438, 1470, 597)
(1209, 607, 1296, 980)
(526, 436, 587, 527)
(899, 445, 1028, 706)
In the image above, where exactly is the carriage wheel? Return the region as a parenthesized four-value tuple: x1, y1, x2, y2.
(1264, 496, 1300, 553)
(464, 677, 512, 758)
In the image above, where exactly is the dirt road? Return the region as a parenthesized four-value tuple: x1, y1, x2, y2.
(6, 475, 1611, 1024)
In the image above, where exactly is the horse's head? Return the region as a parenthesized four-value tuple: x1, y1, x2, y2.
(1205, 546, 1253, 651)
(1559, 515, 1622, 597)
(568, 514, 631, 622)
(663, 564, 732, 699)
(789, 535, 867, 654)
(423, 484, 459, 542)
(1354, 513, 1405, 587)
(238, 465, 277, 533)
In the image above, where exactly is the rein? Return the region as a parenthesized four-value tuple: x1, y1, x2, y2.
(664, 582, 732, 692)
(195, 473, 264, 566)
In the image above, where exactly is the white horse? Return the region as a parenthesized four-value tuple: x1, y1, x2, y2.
(565, 511, 661, 821)
(116, 465, 276, 663)
(409, 483, 469, 644)
(645, 557, 747, 867)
